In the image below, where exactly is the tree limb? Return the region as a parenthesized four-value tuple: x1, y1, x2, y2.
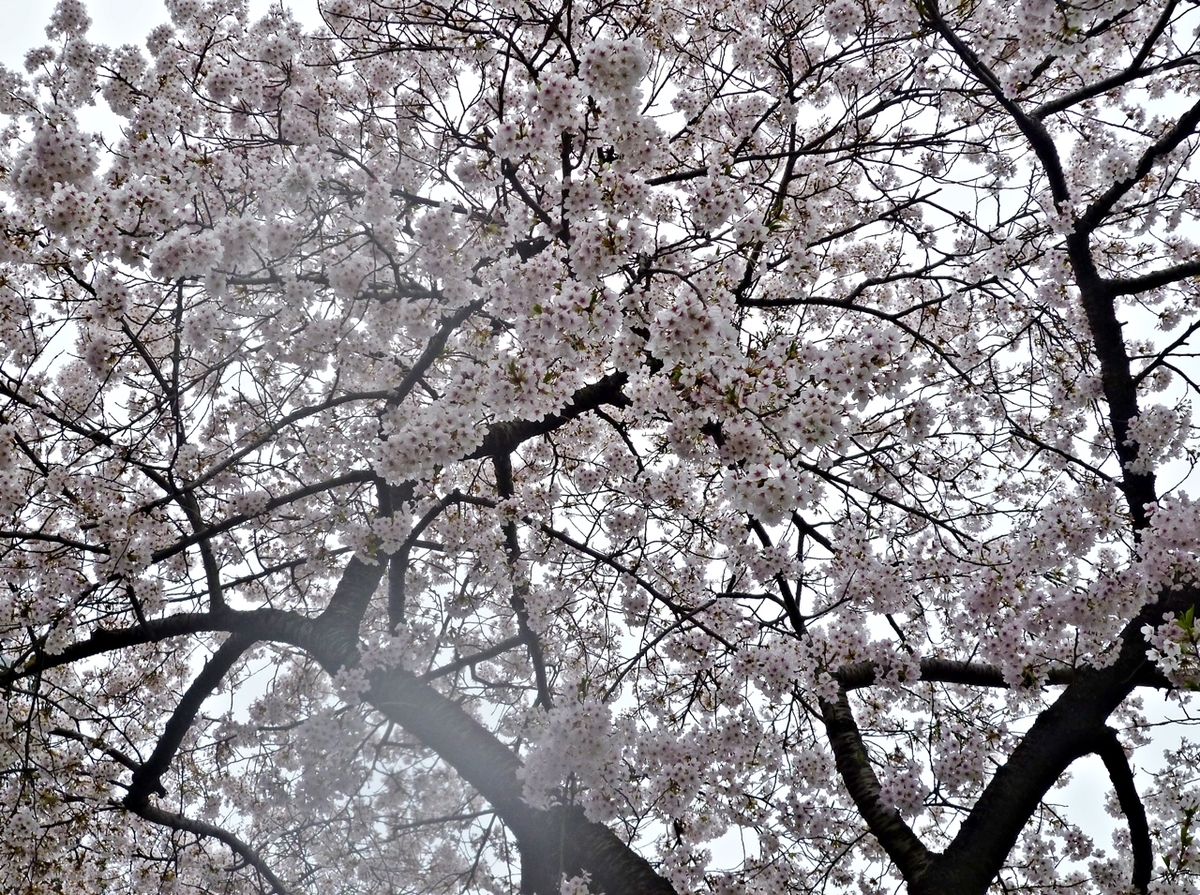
(1078, 95, 1200, 231)
(128, 801, 293, 895)
(1094, 727, 1151, 895)
(493, 451, 553, 708)
(835, 656, 1168, 691)
(419, 635, 526, 682)
(317, 554, 388, 658)
(915, 0, 1071, 205)
(468, 372, 632, 458)
(818, 688, 934, 881)
(125, 631, 255, 808)
(1108, 257, 1200, 296)
(912, 589, 1192, 894)
(1031, 0, 1188, 120)
(301, 557, 678, 895)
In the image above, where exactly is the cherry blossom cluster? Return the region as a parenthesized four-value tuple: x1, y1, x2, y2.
(9, 110, 95, 198)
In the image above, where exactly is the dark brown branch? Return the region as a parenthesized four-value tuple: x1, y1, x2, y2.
(912, 588, 1193, 895)
(125, 631, 255, 807)
(517, 805, 677, 895)
(10, 599, 677, 895)
(468, 372, 632, 458)
(1069, 253, 1158, 530)
(1, 608, 314, 689)
(174, 490, 227, 614)
(1133, 318, 1200, 387)
(3, 612, 215, 687)
(156, 390, 392, 502)
(129, 801, 293, 895)
(916, 0, 1071, 205)
(836, 656, 1167, 691)
(1032, 0, 1188, 120)
(281, 604, 675, 895)
(500, 158, 557, 230)
(389, 187, 499, 224)
(749, 518, 805, 636)
(388, 300, 485, 411)
(317, 554, 388, 656)
(818, 688, 933, 882)
(388, 808, 493, 833)
(1094, 727, 1151, 894)
(1108, 257, 1200, 296)
(355, 664, 676, 895)
(419, 635, 526, 682)
(376, 479, 417, 632)
(148, 470, 377, 564)
(493, 451, 553, 709)
(0, 529, 110, 554)
(388, 488, 492, 629)
(1078, 95, 1200, 231)
(49, 727, 142, 775)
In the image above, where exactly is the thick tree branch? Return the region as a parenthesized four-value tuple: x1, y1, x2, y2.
(835, 656, 1168, 691)
(3, 612, 215, 687)
(517, 805, 677, 895)
(818, 688, 933, 882)
(1108, 257, 1200, 296)
(49, 726, 142, 775)
(1031, 0, 1187, 120)
(15, 584, 678, 895)
(468, 372, 632, 458)
(915, 0, 1071, 205)
(419, 634, 526, 682)
(125, 631, 255, 807)
(1, 608, 314, 689)
(912, 588, 1193, 894)
(1069, 253, 1158, 529)
(493, 451, 553, 709)
(317, 554, 388, 656)
(375, 479, 417, 634)
(1078, 95, 1200, 231)
(148, 470, 377, 564)
(296, 561, 677, 895)
(1094, 727, 1151, 895)
(364, 666, 676, 895)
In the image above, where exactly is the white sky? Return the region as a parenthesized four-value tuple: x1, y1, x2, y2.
(3, 1, 166, 70)
(0, 0, 323, 71)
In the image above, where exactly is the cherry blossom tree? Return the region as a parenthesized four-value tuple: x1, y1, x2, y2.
(3, 0, 1200, 892)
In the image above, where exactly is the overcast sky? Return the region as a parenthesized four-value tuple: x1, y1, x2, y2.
(1, 0, 323, 72)
(2, 1, 168, 70)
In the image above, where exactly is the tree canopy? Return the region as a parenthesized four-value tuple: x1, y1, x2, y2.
(3, 0, 1200, 892)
